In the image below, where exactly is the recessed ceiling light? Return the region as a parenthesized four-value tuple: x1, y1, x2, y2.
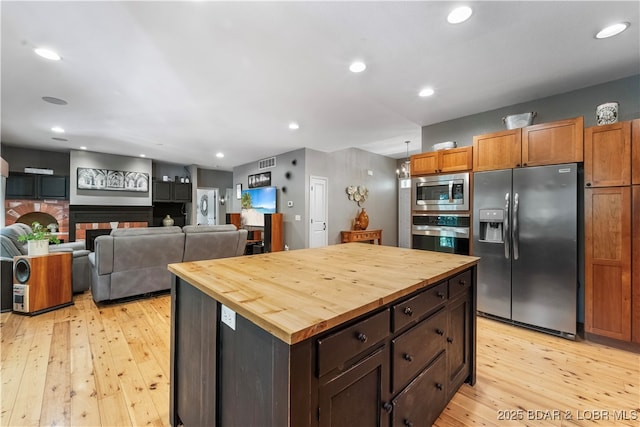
(80, 146, 87, 150)
(42, 96, 68, 105)
(596, 22, 629, 39)
(34, 48, 61, 61)
(52, 137, 68, 142)
(349, 61, 367, 73)
(51, 126, 65, 133)
(216, 152, 224, 158)
(140, 154, 146, 158)
(288, 122, 300, 130)
(419, 88, 435, 97)
(447, 6, 473, 24)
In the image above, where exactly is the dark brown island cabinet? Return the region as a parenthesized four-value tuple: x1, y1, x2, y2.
(169, 244, 479, 427)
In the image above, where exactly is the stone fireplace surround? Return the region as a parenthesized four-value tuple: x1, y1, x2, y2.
(4, 200, 152, 243)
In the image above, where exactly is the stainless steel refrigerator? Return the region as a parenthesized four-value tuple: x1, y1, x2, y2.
(473, 163, 578, 338)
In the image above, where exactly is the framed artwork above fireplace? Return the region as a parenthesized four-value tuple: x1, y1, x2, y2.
(77, 167, 149, 192)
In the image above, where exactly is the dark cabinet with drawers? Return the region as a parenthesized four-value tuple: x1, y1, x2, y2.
(316, 268, 476, 427)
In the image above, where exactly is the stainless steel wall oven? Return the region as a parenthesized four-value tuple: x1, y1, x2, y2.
(412, 213, 470, 255)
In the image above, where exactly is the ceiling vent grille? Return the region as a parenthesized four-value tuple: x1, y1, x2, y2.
(258, 157, 276, 170)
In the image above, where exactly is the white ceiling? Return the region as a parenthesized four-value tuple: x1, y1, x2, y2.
(1, 1, 638, 171)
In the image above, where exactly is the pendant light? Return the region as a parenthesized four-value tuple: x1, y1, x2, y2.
(398, 141, 411, 179)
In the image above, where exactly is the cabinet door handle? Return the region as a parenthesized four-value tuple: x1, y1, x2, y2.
(382, 402, 393, 413)
(436, 328, 445, 336)
(447, 337, 454, 343)
(586, 182, 592, 187)
(458, 279, 466, 286)
(403, 353, 413, 362)
(516, 163, 521, 167)
(403, 307, 413, 316)
(436, 383, 444, 391)
(437, 291, 446, 299)
(404, 419, 413, 427)
(523, 163, 528, 167)
(356, 333, 368, 343)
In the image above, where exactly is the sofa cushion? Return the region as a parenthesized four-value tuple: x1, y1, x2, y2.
(182, 224, 237, 233)
(110, 226, 183, 237)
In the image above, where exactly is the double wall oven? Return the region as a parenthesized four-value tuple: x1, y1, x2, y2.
(411, 172, 471, 255)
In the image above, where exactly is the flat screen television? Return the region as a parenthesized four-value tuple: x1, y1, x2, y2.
(240, 186, 276, 227)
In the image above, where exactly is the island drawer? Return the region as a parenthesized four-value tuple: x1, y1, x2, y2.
(392, 351, 447, 427)
(391, 307, 447, 392)
(449, 269, 472, 300)
(317, 309, 390, 376)
(392, 281, 448, 331)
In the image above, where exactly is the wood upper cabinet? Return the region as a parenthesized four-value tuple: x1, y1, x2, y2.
(411, 147, 472, 176)
(584, 187, 632, 341)
(474, 116, 584, 172)
(632, 119, 640, 185)
(473, 128, 522, 172)
(632, 186, 640, 344)
(521, 116, 583, 166)
(584, 121, 632, 187)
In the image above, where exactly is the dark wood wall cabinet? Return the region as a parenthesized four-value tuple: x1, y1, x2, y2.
(169, 246, 477, 427)
(5, 173, 69, 200)
(584, 118, 639, 346)
(152, 181, 191, 202)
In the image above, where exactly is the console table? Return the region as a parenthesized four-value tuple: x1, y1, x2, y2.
(341, 228, 382, 245)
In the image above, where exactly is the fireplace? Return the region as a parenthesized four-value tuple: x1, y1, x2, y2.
(4, 201, 153, 243)
(5, 199, 70, 240)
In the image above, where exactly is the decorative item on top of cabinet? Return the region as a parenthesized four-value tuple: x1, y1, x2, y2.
(410, 146, 472, 176)
(584, 121, 631, 188)
(521, 116, 583, 166)
(632, 119, 640, 185)
(584, 186, 632, 342)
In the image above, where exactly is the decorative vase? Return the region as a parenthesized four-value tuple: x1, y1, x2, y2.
(162, 215, 175, 227)
(28, 240, 49, 256)
(356, 208, 369, 231)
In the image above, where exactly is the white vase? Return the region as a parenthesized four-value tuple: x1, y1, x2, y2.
(28, 240, 49, 256)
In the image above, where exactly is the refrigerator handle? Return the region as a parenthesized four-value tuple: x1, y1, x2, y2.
(504, 193, 510, 259)
(448, 180, 454, 203)
(513, 192, 520, 260)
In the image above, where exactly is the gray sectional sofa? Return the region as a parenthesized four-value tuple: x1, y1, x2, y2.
(89, 225, 247, 303)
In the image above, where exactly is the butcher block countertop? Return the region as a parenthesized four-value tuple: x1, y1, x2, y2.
(168, 243, 479, 345)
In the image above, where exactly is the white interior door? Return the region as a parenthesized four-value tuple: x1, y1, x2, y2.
(309, 176, 328, 248)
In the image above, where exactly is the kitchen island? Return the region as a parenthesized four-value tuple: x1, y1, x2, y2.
(169, 243, 479, 427)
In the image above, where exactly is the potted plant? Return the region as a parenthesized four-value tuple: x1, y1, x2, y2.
(17, 221, 60, 256)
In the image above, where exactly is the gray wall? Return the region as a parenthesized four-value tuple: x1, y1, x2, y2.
(233, 147, 398, 250)
(422, 75, 640, 149)
(324, 148, 398, 246)
(233, 149, 307, 249)
(0, 145, 70, 174)
(70, 150, 152, 206)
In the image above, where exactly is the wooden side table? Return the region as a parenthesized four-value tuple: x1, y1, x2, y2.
(12, 252, 73, 315)
(340, 229, 382, 245)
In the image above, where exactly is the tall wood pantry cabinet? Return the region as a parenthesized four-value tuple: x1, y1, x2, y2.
(584, 119, 639, 344)
(473, 116, 584, 172)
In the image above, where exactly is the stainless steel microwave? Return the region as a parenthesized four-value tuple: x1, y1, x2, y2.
(412, 172, 470, 211)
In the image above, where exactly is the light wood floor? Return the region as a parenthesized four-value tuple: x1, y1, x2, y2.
(1, 292, 639, 426)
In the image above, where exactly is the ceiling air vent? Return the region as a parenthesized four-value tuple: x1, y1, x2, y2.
(258, 157, 276, 170)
